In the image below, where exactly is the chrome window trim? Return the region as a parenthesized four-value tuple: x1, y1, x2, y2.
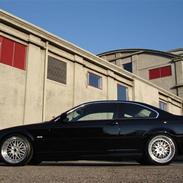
(66, 101, 159, 119)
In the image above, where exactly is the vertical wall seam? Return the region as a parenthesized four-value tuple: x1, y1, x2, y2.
(72, 58, 76, 107)
(42, 41, 48, 122)
(22, 43, 30, 124)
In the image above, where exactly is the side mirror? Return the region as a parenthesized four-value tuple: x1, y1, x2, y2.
(60, 113, 69, 122)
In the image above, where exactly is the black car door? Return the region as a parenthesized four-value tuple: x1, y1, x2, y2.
(49, 102, 120, 155)
(116, 102, 159, 153)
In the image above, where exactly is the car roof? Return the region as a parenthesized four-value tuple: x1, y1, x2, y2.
(75, 100, 173, 117)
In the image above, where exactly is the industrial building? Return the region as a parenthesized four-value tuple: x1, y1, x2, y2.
(98, 48, 183, 101)
(0, 10, 182, 129)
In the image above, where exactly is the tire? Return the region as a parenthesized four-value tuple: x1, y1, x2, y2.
(0, 134, 33, 166)
(146, 135, 176, 165)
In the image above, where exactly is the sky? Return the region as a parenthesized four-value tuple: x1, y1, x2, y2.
(0, 0, 183, 54)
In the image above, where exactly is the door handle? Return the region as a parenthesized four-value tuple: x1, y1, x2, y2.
(111, 121, 119, 126)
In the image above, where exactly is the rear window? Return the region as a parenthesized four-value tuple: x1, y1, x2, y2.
(118, 103, 158, 119)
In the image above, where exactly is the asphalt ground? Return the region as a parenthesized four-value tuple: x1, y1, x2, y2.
(0, 161, 183, 183)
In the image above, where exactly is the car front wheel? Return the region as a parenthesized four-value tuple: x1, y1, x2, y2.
(0, 135, 33, 166)
(147, 135, 176, 165)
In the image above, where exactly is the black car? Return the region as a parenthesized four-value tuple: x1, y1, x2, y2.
(0, 100, 183, 166)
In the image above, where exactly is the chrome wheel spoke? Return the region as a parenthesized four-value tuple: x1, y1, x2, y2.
(148, 135, 175, 164)
(1, 136, 29, 164)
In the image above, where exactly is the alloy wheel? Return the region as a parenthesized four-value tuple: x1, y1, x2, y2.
(148, 135, 175, 164)
(1, 136, 30, 164)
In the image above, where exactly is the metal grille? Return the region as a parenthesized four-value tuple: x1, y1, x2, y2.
(47, 56, 67, 84)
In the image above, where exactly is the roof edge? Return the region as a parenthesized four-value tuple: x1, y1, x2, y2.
(97, 48, 180, 59)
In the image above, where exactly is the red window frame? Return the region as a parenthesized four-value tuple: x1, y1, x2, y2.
(149, 68, 161, 80)
(14, 42, 26, 70)
(161, 66, 172, 77)
(149, 65, 172, 80)
(0, 37, 14, 67)
(0, 36, 26, 70)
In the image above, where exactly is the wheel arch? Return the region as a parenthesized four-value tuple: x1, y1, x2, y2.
(0, 131, 36, 153)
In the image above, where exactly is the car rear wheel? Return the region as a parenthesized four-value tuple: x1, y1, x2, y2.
(0, 135, 33, 166)
(147, 135, 176, 165)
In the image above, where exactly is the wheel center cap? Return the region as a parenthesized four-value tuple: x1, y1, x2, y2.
(159, 147, 163, 151)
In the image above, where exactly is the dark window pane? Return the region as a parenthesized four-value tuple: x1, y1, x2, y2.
(88, 72, 102, 89)
(159, 101, 167, 111)
(117, 84, 128, 100)
(118, 103, 158, 118)
(47, 56, 67, 84)
(123, 62, 132, 72)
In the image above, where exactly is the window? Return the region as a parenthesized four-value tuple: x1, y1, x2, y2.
(159, 101, 167, 111)
(0, 36, 26, 70)
(118, 103, 158, 119)
(47, 56, 67, 84)
(117, 84, 128, 100)
(161, 66, 172, 77)
(65, 103, 117, 122)
(88, 72, 102, 89)
(149, 68, 160, 79)
(123, 62, 132, 73)
(149, 66, 172, 80)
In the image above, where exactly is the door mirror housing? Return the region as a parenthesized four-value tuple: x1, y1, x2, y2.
(60, 113, 69, 122)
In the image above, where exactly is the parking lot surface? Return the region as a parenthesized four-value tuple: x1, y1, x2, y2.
(0, 161, 183, 183)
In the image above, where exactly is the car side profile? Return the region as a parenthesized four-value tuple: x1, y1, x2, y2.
(0, 100, 183, 166)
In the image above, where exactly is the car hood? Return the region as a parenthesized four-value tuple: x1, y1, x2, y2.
(0, 121, 50, 135)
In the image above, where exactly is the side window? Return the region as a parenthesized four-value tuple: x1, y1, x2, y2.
(88, 72, 102, 89)
(118, 103, 158, 119)
(117, 84, 128, 100)
(123, 62, 132, 73)
(159, 101, 167, 111)
(65, 103, 117, 122)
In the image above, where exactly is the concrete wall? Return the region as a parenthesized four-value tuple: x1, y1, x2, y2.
(133, 79, 159, 107)
(0, 64, 26, 129)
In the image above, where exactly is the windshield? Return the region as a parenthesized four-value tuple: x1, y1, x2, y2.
(51, 104, 86, 122)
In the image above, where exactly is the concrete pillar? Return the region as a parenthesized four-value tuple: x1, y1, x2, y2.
(132, 55, 138, 75)
(175, 60, 183, 97)
(167, 98, 172, 112)
(73, 55, 85, 106)
(107, 70, 116, 100)
(23, 36, 45, 124)
(133, 79, 159, 107)
(175, 60, 183, 85)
